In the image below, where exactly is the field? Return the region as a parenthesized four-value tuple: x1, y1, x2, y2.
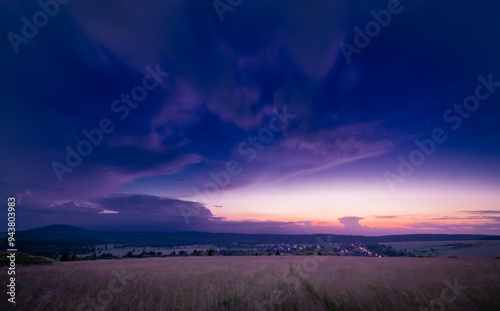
(383, 240, 500, 258)
(84, 245, 219, 258)
(2, 257, 500, 311)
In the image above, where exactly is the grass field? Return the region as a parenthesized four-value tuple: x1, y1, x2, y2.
(383, 240, 500, 258)
(2, 257, 499, 311)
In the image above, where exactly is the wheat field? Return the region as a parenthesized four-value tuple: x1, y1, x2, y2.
(2, 256, 499, 311)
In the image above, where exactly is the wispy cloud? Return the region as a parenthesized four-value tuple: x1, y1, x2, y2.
(462, 210, 500, 215)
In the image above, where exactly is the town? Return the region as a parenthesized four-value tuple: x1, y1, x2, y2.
(51, 242, 409, 261)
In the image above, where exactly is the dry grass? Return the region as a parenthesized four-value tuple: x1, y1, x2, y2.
(1, 257, 499, 311)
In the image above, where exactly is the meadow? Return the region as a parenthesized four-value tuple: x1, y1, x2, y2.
(1, 256, 499, 311)
(383, 240, 500, 258)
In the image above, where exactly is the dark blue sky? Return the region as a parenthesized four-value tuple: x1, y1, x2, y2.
(1, 0, 499, 234)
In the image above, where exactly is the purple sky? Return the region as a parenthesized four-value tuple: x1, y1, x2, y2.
(1, 0, 499, 235)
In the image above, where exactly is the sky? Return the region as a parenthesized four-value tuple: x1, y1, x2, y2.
(1, 0, 499, 235)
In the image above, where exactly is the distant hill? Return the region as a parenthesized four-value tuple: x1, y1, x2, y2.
(18, 224, 93, 240)
(4, 224, 500, 244)
(1, 224, 499, 256)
